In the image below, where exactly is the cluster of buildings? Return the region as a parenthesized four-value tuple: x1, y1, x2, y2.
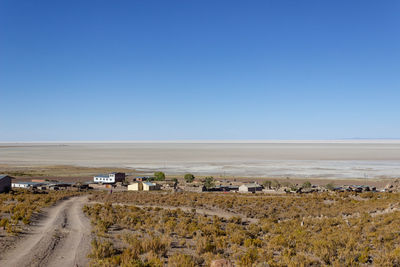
(0, 175, 87, 192)
(90, 173, 179, 192)
(0, 172, 390, 195)
(0, 171, 313, 194)
(89, 173, 265, 193)
(11, 180, 75, 190)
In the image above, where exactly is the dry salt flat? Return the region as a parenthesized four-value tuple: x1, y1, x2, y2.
(1, 141, 400, 179)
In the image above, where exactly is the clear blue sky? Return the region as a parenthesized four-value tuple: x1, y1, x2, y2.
(1, 0, 399, 141)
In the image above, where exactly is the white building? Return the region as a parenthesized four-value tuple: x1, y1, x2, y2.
(94, 172, 125, 184)
(239, 183, 263, 193)
(128, 182, 143, 191)
(12, 181, 44, 189)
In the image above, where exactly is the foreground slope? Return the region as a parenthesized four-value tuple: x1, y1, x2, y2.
(0, 196, 91, 267)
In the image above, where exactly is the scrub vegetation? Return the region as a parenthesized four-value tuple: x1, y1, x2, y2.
(0, 189, 81, 235)
(86, 191, 400, 266)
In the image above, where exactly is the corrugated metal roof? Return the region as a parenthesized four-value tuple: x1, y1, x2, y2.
(143, 181, 156, 186)
(0, 175, 10, 180)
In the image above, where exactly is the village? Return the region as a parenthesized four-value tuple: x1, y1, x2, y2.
(1, 171, 398, 195)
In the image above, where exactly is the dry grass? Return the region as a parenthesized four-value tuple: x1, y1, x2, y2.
(0, 190, 81, 235)
(86, 191, 400, 266)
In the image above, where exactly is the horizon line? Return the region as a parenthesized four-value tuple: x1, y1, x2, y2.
(1, 138, 400, 144)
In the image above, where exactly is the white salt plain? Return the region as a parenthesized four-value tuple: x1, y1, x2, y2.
(1, 141, 400, 179)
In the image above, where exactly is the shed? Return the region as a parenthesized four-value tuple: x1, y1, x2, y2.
(0, 175, 12, 193)
(143, 182, 160, 191)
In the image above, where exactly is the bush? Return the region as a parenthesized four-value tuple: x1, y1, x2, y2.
(325, 183, 335, 191)
(89, 238, 116, 259)
(154, 172, 166, 181)
(203, 177, 215, 189)
(168, 253, 196, 267)
(184, 173, 195, 183)
(302, 181, 312, 189)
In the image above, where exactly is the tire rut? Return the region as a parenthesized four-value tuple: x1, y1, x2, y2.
(0, 196, 91, 267)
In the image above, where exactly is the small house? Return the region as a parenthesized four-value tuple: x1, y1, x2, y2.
(239, 183, 263, 193)
(143, 181, 160, 191)
(128, 181, 160, 191)
(94, 172, 125, 184)
(0, 175, 12, 193)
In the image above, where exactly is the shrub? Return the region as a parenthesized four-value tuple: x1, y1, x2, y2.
(154, 172, 166, 181)
(325, 183, 335, 191)
(203, 177, 215, 189)
(184, 173, 195, 183)
(85, 191, 400, 266)
(89, 238, 116, 259)
(302, 181, 312, 189)
(168, 253, 196, 267)
(239, 248, 258, 266)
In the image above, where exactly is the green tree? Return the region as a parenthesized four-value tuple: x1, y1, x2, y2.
(154, 171, 165, 181)
(184, 173, 195, 183)
(325, 183, 335, 191)
(203, 176, 215, 189)
(302, 181, 312, 189)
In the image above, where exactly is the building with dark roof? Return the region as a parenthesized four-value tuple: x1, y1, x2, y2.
(0, 175, 12, 193)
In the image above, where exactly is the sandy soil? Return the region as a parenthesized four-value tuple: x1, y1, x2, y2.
(0, 196, 91, 267)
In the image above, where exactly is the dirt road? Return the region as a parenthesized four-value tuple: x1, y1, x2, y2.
(0, 196, 92, 267)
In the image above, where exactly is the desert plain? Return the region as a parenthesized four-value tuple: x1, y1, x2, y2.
(1, 141, 400, 184)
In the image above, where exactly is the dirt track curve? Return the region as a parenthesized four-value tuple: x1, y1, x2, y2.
(0, 196, 91, 267)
